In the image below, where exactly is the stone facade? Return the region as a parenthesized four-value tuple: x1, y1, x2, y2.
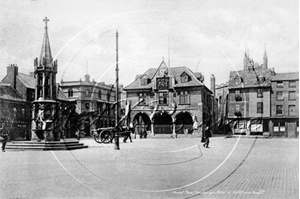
(124, 60, 217, 137)
(270, 72, 299, 137)
(59, 74, 122, 135)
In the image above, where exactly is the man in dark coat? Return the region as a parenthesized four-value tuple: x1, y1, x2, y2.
(0, 123, 9, 152)
(203, 126, 211, 148)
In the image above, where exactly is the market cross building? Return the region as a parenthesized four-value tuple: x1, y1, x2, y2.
(124, 60, 217, 137)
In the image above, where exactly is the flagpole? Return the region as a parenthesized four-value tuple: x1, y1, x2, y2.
(114, 30, 120, 150)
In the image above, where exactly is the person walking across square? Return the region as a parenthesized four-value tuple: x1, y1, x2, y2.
(0, 123, 9, 152)
(203, 126, 211, 148)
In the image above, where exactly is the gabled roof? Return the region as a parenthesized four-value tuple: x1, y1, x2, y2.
(18, 73, 35, 89)
(172, 67, 204, 87)
(271, 72, 299, 81)
(124, 65, 204, 90)
(228, 67, 273, 89)
(0, 83, 23, 101)
(180, 71, 189, 77)
(56, 84, 70, 101)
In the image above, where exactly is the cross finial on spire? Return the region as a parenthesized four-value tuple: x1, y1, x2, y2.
(43, 17, 49, 28)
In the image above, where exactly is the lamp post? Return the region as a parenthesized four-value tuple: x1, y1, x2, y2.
(114, 30, 120, 150)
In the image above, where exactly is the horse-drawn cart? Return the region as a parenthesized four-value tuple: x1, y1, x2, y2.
(93, 126, 131, 144)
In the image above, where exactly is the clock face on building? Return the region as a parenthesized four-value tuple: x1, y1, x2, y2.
(157, 77, 169, 90)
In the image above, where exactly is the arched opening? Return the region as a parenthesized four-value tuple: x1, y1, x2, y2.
(175, 112, 193, 134)
(133, 113, 151, 135)
(153, 113, 173, 134)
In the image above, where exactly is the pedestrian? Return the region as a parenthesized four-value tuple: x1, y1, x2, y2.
(76, 130, 85, 140)
(123, 122, 133, 143)
(203, 126, 211, 148)
(0, 123, 9, 152)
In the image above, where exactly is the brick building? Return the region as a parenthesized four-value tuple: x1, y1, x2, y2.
(124, 60, 217, 137)
(227, 48, 299, 137)
(2, 64, 35, 102)
(59, 74, 122, 135)
(270, 72, 299, 137)
(0, 83, 31, 140)
(228, 49, 273, 135)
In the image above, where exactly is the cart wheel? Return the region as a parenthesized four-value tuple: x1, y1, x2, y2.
(100, 130, 113, 144)
(93, 132, 102, 143)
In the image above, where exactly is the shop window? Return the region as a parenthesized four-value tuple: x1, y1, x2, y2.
(289, 91, 296, 101)
(257, 102, 263, 113)
(274, 122, 285, 132)
(250, 120, 263, 132)
(85, 103, 90, 110)
(179, 91, 190, 104)
(276, 91, 283, 100)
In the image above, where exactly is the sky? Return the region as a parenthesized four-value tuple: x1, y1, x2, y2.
(0, 0, 298, 88)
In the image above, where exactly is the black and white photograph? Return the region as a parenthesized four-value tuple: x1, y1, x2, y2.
(0, 0, 298, 198)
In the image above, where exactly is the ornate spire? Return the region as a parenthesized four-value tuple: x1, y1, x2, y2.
(263, 44, 268, 59)
(263, 44, 268, 68)
(40, 17, 53, 67)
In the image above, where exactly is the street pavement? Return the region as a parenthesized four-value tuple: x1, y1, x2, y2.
(0, 135, 298, 199)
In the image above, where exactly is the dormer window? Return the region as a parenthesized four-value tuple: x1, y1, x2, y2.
(180, 72, 190, 83)
(141, 77, 149, 85)
(234, 76, 243, 85)
(258, 75, 265, 84)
